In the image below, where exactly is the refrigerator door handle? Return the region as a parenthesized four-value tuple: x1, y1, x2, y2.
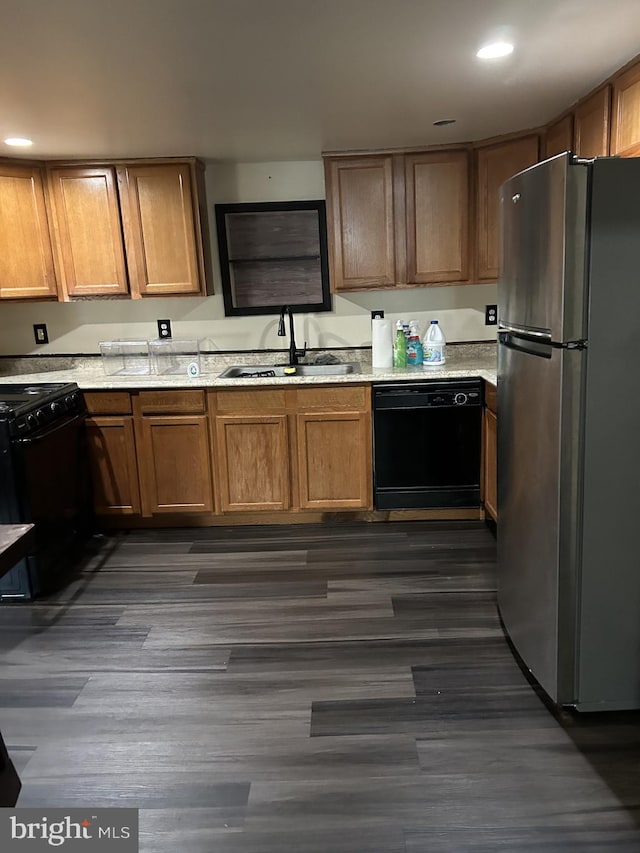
(498, 322, 552, 344)
(498, 330, 553, 359)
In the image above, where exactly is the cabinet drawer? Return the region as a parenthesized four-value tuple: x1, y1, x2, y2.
(214, 389, 287, 414)
(485, 382, 497, 414)
(296, 385, 368, 411)
(84, 391, 132, 415)
(137, 390, 205, 414)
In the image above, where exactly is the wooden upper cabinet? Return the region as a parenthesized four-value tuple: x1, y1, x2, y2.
(611, 63, 640, 156)
(119, 162, 205, 297)
(405, 149, 470, 284)
(574, 86, 611, 158)
(47, 166, 129, 298)
(475, 135, 539, 281)
(544, 115, 574, 159)
(0, 163, 57, 300)
(324, 155, 397, 291)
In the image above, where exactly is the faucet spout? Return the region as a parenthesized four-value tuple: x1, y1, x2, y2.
(277, 305, 306, 365)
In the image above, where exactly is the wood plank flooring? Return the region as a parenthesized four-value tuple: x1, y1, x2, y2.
(1, 520, 639, 851)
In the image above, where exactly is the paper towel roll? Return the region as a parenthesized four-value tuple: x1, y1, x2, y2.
(372, 317, 393, 368)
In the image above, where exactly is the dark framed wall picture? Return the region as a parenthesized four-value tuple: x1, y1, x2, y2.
(215, 200, 332, 316)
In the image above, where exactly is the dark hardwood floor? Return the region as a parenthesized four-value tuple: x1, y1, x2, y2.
(1, 520, 639, 852)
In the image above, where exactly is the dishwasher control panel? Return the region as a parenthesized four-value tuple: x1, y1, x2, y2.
(372, 379, 482, 410)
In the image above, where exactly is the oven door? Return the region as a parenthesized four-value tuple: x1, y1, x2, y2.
(9, 412, 90, 597)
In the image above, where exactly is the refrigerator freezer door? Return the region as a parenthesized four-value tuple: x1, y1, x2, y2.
(499, 153, 588, 344)
(497, 339, 584, 705)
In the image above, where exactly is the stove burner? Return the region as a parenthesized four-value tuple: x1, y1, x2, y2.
(237, 370, 277, 378)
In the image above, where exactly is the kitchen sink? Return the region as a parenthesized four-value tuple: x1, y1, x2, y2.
(218, 362, 361, 378)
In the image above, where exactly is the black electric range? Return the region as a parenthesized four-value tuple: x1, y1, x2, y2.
(0, 382, 83, 437)
(0, 383, 91, 600)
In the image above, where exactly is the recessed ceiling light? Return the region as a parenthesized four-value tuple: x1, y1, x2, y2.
(476, 42, 514, 59)
(4, 137, 33, 147)
(433, 119, 456, 127)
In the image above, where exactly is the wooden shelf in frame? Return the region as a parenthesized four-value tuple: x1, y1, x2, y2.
(215, 200, 331, 316)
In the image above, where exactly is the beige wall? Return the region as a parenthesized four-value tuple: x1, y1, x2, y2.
(0, 160, 497, 355)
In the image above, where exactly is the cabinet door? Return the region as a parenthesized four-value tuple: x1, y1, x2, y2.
(137, 414, 213, 515)
(47, 167, 129, 298)
(324, 155, 397, 290)
(544, 115, 574, 159)
(0, 164, 57, 299)
(405, 150, 470, 284)
(296, 411, 372, 510)
(476, 135, 539, 281)
(484, 408, 497, 522)
(574, 87, 611, 158)
(215, 415, 290, 511)
(120, 163, 204, 297)
(611, 63, 640, 156)
(85, 416, 141, 515)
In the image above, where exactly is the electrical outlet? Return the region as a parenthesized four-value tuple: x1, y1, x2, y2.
(371, 310, 385, 319)
(157, 319, 172, 339)
(485, 304, 498, 326)
(33, 323, 48, 344)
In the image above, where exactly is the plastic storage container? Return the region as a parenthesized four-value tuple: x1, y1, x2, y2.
(423, 320, 446, 367)
(149, 338, 201, 377)
(99, 340, 150, 375)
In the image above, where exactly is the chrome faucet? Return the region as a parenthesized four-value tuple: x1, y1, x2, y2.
(278, 305, 307, 365)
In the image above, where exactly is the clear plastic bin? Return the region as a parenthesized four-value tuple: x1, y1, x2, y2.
(99, 340, 150, 375)
(149, 339, 201, 377)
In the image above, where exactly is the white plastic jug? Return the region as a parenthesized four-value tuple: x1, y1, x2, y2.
(423, 320, 446, 367)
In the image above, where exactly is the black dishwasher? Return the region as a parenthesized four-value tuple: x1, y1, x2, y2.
(372, 379, 482, 509)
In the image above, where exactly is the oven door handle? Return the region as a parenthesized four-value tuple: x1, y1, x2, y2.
(14, 412, 86, 445)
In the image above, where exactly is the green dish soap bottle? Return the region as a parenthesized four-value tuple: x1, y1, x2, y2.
(393, 320, 407, 368)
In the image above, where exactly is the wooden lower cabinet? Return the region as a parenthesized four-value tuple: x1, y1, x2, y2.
(85, 384, 373, 522)
(85, 390, 214, 518)
(297, 411, 372, 510)
(215, 415, 290, 511)
(483, 382, 497, 522)
(136, 414, 213, 515)
(211, 384, 373, 514)
(85, 416, 141, 515)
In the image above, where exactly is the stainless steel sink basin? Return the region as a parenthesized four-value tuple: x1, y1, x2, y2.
(218, 362, 361, 379)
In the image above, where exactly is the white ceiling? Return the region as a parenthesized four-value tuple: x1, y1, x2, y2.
(2, 0, 640, 163)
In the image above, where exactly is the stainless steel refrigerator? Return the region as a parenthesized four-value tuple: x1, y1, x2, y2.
(497, 151, 640, 712)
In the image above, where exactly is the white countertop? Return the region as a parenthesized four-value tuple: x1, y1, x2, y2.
(0, 345, 497, 390)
